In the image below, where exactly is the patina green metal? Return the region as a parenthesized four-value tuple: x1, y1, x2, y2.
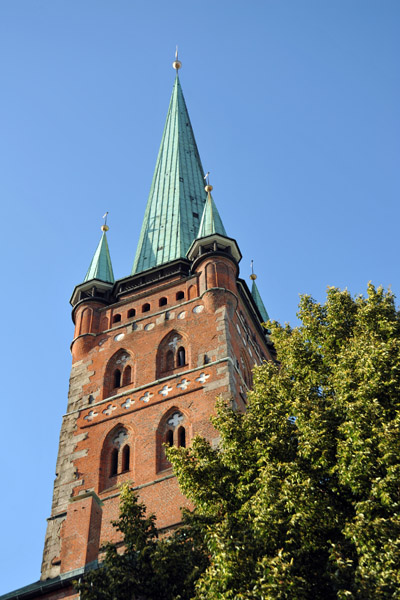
(84, 231, 114, 283)
(197, 192, 227, 238)
(131, 74, 207, 274)
(251, 279, 270, 322)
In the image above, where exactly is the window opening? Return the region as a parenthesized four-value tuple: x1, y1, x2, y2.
(142, 303, 150, 313)
(176, 291, 184, 301)
(113, 314, 121, 323)
(159, 297, 167, 307)
(114, 369, 121, 388)
(166, 430, 174, 447)
(128, 308, 136, 318)
(122, 445, 130, 472)
(177, 347, 186, 367)
(110, 448, 118, 476)
(122, 365, 131, 386)
(178, 426, 186, 448)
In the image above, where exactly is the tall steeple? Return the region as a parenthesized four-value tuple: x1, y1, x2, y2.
(131, 59, 207, 274)
(84, 225, 114, 284)
(250, 274, 270, 322)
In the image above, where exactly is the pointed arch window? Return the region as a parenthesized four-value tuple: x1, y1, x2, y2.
(157, 411, 187, 472)
(156, 331, 189, 377)
(104, 350, 134, 399)
(100, 426, 131, 492)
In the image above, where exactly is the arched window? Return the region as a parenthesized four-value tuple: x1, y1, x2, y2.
(157, 410, 186, 472)
(166, 350, 174, 371)
(104, 350, 133, 399)
(122, 365, 131, 386)
(176, 291, 185, 301)
(114, 369, 121, 388)
(110, 448, 118, 476)
(178, 426, 186, 448)
(127, 308, 136, 318)
(159, 297, 167, 307)
(177, 347, 186, 367)
(142, 303, 150, 313)
(113, 314, 121, 323)
(122, 445, 130, 472)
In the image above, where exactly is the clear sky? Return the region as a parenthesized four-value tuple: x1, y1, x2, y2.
(0, 0, 399, 593)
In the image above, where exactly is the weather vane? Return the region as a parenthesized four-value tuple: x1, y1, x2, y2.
(101, 212, 109, 232)
(204, 172, 213, 193)
(250, 260, 257, 280)
(173, 46, 182, 71)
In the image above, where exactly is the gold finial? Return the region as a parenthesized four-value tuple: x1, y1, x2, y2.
(173, 46, 182, 71)
(101, 212, 109, 232)
(250, 260, 257, 280)
(204, 172, 213, 193)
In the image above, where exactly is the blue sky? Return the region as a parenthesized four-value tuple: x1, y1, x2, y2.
(0, 0, 399, 593)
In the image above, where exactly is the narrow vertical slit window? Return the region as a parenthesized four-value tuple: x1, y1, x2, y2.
(178, 426, 186, 448)
(177, 347, 186, 367)
(122, 445, 130, 472)
(166, 430, 174, 447)
(114, 369, 121, 388)
(110, 448, 118, 476)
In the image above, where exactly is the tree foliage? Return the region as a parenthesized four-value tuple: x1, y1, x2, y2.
(168, 284, 400, 599)
(75, 484, 209, 600)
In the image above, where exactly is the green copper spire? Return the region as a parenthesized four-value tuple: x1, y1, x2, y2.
(251, 278, 270, 322)
(197, 188, 227, 238)
(131, 70, 207, 274)
(84, 228, 114, 284)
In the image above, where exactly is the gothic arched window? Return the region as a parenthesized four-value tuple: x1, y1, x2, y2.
(99, 426, 131, 492)
(157, 410, 187, 472)
(104, 350, 134, 399)
(156, 331, 189, 378)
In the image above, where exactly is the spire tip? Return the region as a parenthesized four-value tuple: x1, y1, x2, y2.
(173, 46, 182, 71)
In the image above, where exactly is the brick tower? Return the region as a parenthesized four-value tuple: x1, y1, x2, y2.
(2, 59, 272, 600)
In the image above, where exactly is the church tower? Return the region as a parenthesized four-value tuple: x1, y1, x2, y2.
(3, 58, 272, 599)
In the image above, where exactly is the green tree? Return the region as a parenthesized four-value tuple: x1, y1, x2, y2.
(169, 285, 400, 599)
(75, 484, 209, 600)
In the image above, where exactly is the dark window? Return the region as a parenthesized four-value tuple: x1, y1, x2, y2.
(110, 448, 118, 476)
(122, 365, 131, 386)
(178, 426, 186, 448)
(113, 314, 121, 323)
(159, 297, 168, 307)
(122, 445, 130, 472)
(193, 212, 199, 219)
(114, 369, 121, 388)
(176, 291, 184, 300)
(166, 430, 174, 447)
(142, 303, 150, 313)
(128, 308, 136, 318)
(166, 350, 174, 371)
(177, 347, 186, 367)
(88, 394, 94, 404)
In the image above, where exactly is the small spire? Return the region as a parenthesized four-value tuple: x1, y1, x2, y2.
(250, 268, 270, 323)
(172, 46, 182, 71)
(197, 180, 227, 238)
(84, 217, 114, 284)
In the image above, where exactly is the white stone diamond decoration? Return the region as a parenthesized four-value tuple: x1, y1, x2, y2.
(103, 404, 117, 416)
(122, 398, 135, 409)
(196, 372, 210, 384)
(139, 391, 153, 403)
(177, 378, 190, 391)
(84, 410, 98, 421)
(113, 430, 128, 447)
(159, 384, 173, 397)
(167, 412, 184, 428)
